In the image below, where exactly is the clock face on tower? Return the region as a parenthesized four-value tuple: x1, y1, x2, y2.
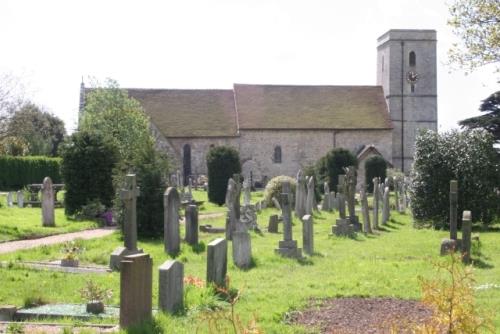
(406, 71, 419, 84)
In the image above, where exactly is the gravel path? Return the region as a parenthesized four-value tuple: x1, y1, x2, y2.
(0, 227, 117, 254)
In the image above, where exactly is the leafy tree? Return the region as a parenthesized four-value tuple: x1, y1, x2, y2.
(448, 0, 500, 72)
(323, 148, 358, 192)
(206, 146, 241, 205)
(410, 129, 499, 227)
(60, 131, 118, 216)
(459, 91, 500, 144)
(364, 155, 387, 193)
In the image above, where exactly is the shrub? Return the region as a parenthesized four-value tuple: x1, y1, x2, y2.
(0, 155, 61, 189)
(410, 129, 499, 227)
(364, 156, 387, 192)
(324, 148, 358, 192)
(206, 146, 241, 205)
(60, 131, 118, 216)
(263, 175, 296, 207)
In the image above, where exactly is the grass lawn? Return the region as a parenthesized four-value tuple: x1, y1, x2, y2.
(0, 203, 499, 333)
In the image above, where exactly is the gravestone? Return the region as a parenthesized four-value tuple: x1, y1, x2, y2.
(240, 178, 259, 230)
(206, 238, 227, 287)
(295, 170, 306, 218)
(164, 187, 181, 255)
(321, 182, 330, 211)
(332, 174, 354, 237)
(394, 177, 401, 212)
(232, 231, 252, 269)
(110, 174, 143, 271)
(401, 180, 408, 212)
(268, 214, 279, 233)
(186, 177, 193, 202)
(360, 185, 372, 234)
(275, 183, 302, 258)
(17, 191, 24, 208)
(185, 204, 198, 246)
(461, 210, 472, 264)
(272, 196, 281, 211)
(6, 192, 13, 207)
(242, 179, 251, 206)
(225, 178, 239, 240)
(305, 176, 314, 215)
(372, 177, 380, 229)
(344, 166, 361, 230)
(381, 186, 390, 225)
(449, 180, 458, 240)
(159, 260, 183, 314)
(302, 214, 314, 256)
(41, 177, 55, 227)
(120, 253, 152, 328)
(330, 191, 337, 212)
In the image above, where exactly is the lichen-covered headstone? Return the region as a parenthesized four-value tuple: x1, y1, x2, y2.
(302, 214, 314, 255)
(42, 177, 55, 227)
(461, 210, 472, 264)
(185, 204, 198, 246)
(321, 182, 330, 211)
(275, 182, 302, 258)
(17, 191, 24, 208)
(360, 185, 372, 234)
(372, 177, 380, 229)
(164, 187, 181, 255)
(159, 260, 183, 314)
(381, 186, 390, 225)
(294, 169, 306, 218)
(305, 176, 314, 215)
(206, 238, 227, 287)
(6, 192, 13, 207)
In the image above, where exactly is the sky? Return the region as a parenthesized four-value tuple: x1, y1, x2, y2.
(0, 0, 498, 134)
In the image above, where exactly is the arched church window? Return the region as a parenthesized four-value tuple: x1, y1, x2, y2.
(273, 146, 282, 163)
(183, 144, 191, 186)
(409, 51, 416, 67)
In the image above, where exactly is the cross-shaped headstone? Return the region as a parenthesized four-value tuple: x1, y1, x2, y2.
(121, 174, 140, 251)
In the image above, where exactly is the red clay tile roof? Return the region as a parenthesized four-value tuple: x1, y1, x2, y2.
(127, 89, 238, 137)
(233, 84, 392, 130)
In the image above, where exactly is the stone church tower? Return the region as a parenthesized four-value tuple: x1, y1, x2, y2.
(377, 29, 437, 173)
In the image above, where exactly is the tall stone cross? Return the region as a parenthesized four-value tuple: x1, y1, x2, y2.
(121, 174, 140, 251)
(449, 180, 458, 240)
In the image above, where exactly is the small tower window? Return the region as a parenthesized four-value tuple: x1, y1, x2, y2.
(409, 51, 416, 67)
(273, 146, 282, 163)
(411, 84, 415, 93)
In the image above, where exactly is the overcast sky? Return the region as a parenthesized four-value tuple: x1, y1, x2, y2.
(1, 0, 498, 133)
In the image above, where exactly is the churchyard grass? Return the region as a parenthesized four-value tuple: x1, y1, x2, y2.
(0, 206, 99, 242)
(1, 206, 499, 333)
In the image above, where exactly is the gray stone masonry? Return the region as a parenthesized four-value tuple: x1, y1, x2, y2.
(268, 214, 279, 233)
(120, 253, 152, 328)
(360, 186, 372, 234)
(275, 184, 302, 258)
(305, 176, 314, 215)
(302, 214, 314, 256)
(295, 169, 306, 218)
(17, 190, 24, 208)
(272, 196, 281, 211)
(185, 204, 198, 246)
(381, 186, 390, 225)
(372, 177, 380, 229)
(159, 260, 184, 314)
(164, 187, 181, 255)
(206, 238, 227, 287)
(232, 231, 252, 269)
(450, 180, 458, 240)
(6, 192, 13, 207)
(461, 210, 472, 264)
(42, 177, 55, 227)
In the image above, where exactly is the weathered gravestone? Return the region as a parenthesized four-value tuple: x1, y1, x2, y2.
(41, 177, 55, 227)
(440, 180, 462, 255)
(305, 176, 315, 215)
(207, 238, 227, 287)
(272, 196, 281, 211)
(185, 204, 198, 246)
(394, 177, 401, 212)
(232, 230, 252, 269)
(295, 169, 306, 218)
(302, 214, 314, 256)
(372, 177, 380, 229)
(240, 179, 259, 231)
(110, 174, 143, 271)
(275, 182, 302, 258)
(321, 182, 330, 211)
(332, 174, 354, 237)
(360, 185, 372, 234)
(381, 186, 390, 225)
(17, 191, 24, 208)
(6, 192, 13, 207)
(461, 210, 472, 264)
(344, 166, 361, 231)
(225, 178, 239, 240)
(401, 180, 408, 212)
(268, 214, 279, 233)
(330, 191, 337, 212)
(164, 187, 181, 255)
(120, 253, 152, 328)
(159, 260, 183, 314)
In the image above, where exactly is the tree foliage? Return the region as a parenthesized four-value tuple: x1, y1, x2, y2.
(459, 91, 500, 143)
(206, 146, 241, 205)
(0, 155, 61, 190)
(448, 0, 500, 72)
(60, 131, 118, 216)
(364, 155, 387, 193)
(323, 148, 358, 192)
(410, 129, 499, 227)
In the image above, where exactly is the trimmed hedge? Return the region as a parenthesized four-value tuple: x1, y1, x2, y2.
(365, 156, 387, 192)
(207, 146, 241, 206)
(324, 148, 358, 192)
(0, 155, 62, 189)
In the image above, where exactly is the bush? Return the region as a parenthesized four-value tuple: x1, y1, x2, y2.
(263, 175, 296, 207)
(206, 146, 241, 205)
(410, 129, 499, 227)
(0, 155, 61, 189)
(324, 148, 358, 192)
(60, 131, 118, 216)
(365, 156, 387, 192)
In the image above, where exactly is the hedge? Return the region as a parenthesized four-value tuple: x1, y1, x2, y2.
(0, 155, 62, 189)
(207, 146, 241, 205)
(365, 155, 387, 193)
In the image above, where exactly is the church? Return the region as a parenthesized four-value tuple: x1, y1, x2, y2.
(80, 29, 437, 186)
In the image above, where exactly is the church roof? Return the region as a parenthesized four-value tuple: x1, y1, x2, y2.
(233, 84, 392, 130)
(127, 89, 238, 137)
